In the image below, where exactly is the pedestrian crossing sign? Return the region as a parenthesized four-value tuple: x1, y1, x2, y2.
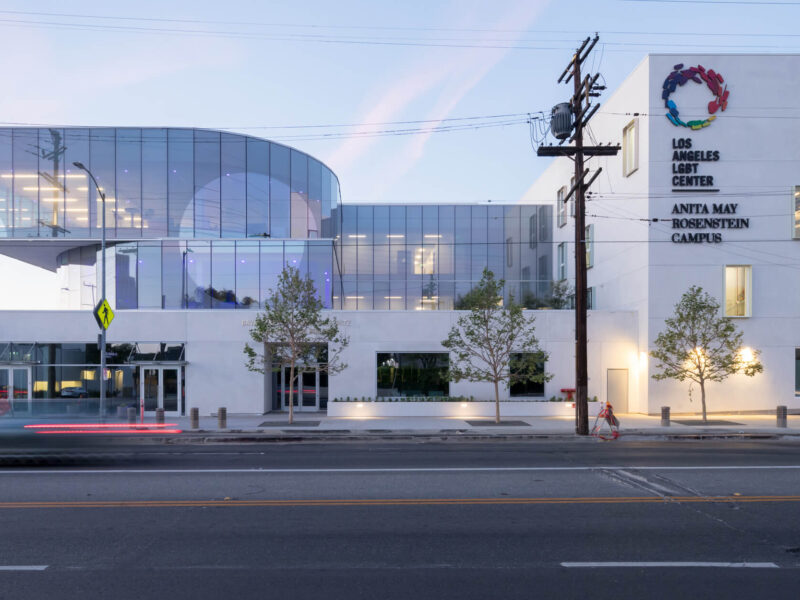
(93, 298, 115, 330)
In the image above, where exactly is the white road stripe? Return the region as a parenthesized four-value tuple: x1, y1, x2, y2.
(561, 562, 779, 569)
(0, 565, 48, 571)
(0, 465, 799, 475)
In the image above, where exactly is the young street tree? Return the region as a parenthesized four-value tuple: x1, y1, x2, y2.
(443, 268, 551, 423)
(244, 265, 349, 424)
(650, 285, 763, 422)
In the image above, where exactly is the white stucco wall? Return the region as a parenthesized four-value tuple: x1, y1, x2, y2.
(0, 308, 638, 415)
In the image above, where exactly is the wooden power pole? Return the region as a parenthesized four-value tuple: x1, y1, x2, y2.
(537, 34, 619, 435)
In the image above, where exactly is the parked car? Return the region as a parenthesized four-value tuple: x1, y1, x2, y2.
(60, 387, 89, 398)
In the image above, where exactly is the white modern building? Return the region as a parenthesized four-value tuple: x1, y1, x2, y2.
(525, 53, 800, 415)
(0, 53, 796, 417)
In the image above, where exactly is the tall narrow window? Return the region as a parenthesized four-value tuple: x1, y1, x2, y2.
(725, 265, 751, 317)
(585, 224, 594, 268)
(528, 214, 537, 249)
(557, 186, 567, 227)
(557, 242, 567, 281)
(622, 119, 638, 177)
(793, 186, 800, 239)
(795, 349, 800, 396)
(569, 176, 576, 217)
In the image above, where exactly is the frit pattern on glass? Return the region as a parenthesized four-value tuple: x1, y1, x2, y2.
(663, 64, 729, 130)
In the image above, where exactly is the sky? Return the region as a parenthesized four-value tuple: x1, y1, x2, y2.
(2, 0, 800, 306)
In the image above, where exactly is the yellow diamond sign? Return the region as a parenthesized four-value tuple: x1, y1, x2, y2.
(93, 299, 115, 330)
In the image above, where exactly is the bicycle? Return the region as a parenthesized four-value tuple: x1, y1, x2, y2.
(591, 401, 620, 440)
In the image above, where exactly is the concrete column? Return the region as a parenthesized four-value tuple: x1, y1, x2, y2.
(155, 408, 164, 424)
(190, 407, 199, 429)
(127, 407, 136, 424)
(218, 407, 227, 430)
(661, 406, 670, 427)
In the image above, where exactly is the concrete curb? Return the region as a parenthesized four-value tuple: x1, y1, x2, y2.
(134, 428, 800, 444)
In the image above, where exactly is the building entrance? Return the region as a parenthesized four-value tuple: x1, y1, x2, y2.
(275, 367, 328, 412)
(0, 367, 31, 416)
(139, 366, 182, 416)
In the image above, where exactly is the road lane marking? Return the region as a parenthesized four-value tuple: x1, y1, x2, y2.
(1, 465, 800, 475)
(0, 566, 48, 571)
(0, 495, 799, 509)
(561, 562, 779, 568)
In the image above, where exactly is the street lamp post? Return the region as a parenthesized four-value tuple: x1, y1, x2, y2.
(73, 161, 107, 419)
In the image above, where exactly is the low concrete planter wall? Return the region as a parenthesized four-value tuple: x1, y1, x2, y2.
(327, 401, 604, 418)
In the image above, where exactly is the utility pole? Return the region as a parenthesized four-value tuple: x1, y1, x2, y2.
(537, 34, 619, 435)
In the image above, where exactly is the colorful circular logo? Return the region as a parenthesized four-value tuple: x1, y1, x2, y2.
(662, 64, 729, 130)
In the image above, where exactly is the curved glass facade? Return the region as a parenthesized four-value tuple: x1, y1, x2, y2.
(0, 128, 340, 240)
(57, 240, 333, 310)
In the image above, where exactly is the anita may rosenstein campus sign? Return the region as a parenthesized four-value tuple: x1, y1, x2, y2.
(662, 63, 749, 244)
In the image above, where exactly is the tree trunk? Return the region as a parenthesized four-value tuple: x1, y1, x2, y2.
(494, 379, 500, 424)
(288, 363, 295, 425)
(700, 379, 707, 422)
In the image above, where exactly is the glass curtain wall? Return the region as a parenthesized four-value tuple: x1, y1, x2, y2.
(0, 128, 341, 241)
(337, 204, 553, 310)
(96, 240, 332, 310)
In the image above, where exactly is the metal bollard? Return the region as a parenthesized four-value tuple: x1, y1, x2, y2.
(155, 408, 164, 424)
(218, 406, 227, 430)
(116, 406, 125, 419)
(661, 406, 670, 427)
(190, 407, 199, 429)
(777, 405, 787, 428)
(127, 407, 136, 424)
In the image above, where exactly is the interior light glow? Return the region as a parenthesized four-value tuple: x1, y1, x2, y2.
(384, 296, 402, 299)
(347, 234, 366, 239)
(345, 296, 364, 300)
(1, 174, 37, 179)
(423, 234, 442, 239)
(386, 234, 404, 239)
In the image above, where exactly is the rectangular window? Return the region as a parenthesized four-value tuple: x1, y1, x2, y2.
(506, 237, 513, 267)
(376, 352, 449, 398)
(725, 265, 751, 317)
(793, 186, 800, 239)
(587, 286, 594, 310)
(557, 186, 567, 227)
(557, 242, 567, 281)
(528, 214, 537, 249)
(585, 224, 594, 268)
(623, 119, 638, 177)
(795, 349, 800, 396)
(509, 353, 545, 397)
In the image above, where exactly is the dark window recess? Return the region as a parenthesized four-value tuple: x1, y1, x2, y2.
(509, 353, 545, 397)
(376, 352, 449, 398)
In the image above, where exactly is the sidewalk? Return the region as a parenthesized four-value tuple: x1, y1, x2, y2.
(157, 412, 800, 441)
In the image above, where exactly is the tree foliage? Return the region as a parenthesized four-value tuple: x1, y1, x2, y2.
(650, 285, 763, 421)
(442, 268, 551, 423)
(244, 266, 349, 423)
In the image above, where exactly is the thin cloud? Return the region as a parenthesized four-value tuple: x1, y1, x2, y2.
(326, 0, 550, 191)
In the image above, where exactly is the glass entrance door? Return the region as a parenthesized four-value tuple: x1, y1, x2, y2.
(279, 367, 320, 412)
(0, 367, 31, 417)
(139, 366, 182, 416)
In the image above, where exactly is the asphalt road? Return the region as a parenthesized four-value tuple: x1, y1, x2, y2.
(0, 440, 799, 599)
